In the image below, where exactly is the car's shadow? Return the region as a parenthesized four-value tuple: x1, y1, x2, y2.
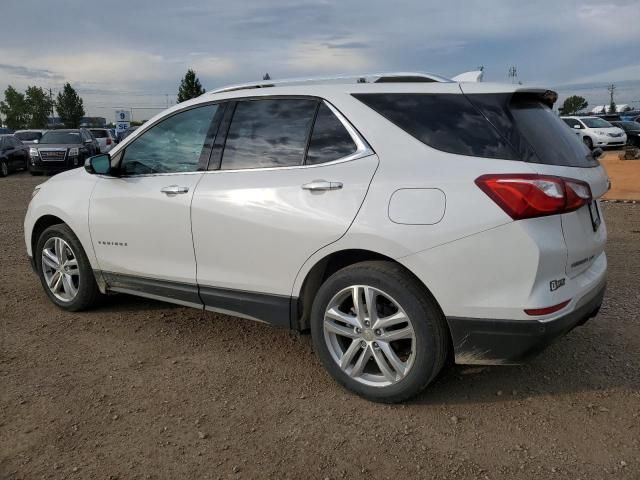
(91, 292, 633, 406)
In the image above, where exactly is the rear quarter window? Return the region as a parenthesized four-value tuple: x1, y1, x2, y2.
(352, 93, 518, 160)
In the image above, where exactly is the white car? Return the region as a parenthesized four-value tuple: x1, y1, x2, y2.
(561, 116, 627, 149)
(89, 128, 117, 153)
(24, 73, 608, 402)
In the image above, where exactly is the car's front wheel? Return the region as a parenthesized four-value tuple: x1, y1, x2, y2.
(311, 261, 449, 403)
(35, 224, 101, 311)
(583, 136, 593, 150)
(0, 160, 8, 177)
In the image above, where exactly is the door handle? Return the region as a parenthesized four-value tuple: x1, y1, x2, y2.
(301, 180, 343, 191)
(160, 185, 189, 195)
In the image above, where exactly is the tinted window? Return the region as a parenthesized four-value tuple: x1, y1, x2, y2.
(221, 98, 317, 170)
(40, 131, 82, 144)
(306, 103, 357, 165)
(468, 93, 597, 167)
(90, 129, 108, 138)
(15, 131, 43, 141)
(353, 93, 518, 160)
(122, 105, 217, 175)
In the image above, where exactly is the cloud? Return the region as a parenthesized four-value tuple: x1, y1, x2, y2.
(0, 64, 63, 81)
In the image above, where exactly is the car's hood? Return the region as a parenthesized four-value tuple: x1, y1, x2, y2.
(35, 143, 84, 149)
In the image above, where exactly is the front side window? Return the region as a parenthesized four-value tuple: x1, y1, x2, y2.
(121, 104, 218, 175)
(306, 103, 357, 165)
(221, 98, 317, 170)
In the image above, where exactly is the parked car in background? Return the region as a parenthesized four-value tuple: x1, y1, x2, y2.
(611, 121, 640, 147)
(0, 134, 29, 177)
(89, 128, 117, 153)
(14, 129, 47, 144)
(25, 74, 608, 402)
(116, 126, 138, 143)
(108, 129, 118, 143)
(561, 116, 627, 149)
(29, 129, 100, 175)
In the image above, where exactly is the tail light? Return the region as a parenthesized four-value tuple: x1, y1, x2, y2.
(475, 174, 592, 220)
(106, 138, 112, 145)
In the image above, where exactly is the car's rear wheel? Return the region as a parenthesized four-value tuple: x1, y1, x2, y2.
(310, 261, 449, 403)
(0, 160, 8, 177)
(36, 224, 101, 311)
(583, 136, 593, 150)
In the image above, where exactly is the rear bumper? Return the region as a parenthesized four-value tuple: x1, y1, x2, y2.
(447, 281, 606, 365)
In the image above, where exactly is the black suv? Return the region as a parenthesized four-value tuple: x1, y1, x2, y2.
(29, 129, 100, 175)
(611, 121, 640, 147)
(0, 135, 29, 177)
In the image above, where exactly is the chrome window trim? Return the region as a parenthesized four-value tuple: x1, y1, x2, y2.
(113, 97, 374, 178)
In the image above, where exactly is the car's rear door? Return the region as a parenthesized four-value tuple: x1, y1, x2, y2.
(191, 97, 378, 325)
(89, 103, 222, 305)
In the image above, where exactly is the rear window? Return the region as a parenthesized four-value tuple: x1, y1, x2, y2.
(15, 131, 43, 141)
(354, 93, 597, 167)
(90, 129, 108, 138)
(40, 131, 82, 144)
(469, 93, 598, 167)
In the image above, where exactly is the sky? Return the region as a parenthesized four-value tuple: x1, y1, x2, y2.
(1, 0, 639, 122)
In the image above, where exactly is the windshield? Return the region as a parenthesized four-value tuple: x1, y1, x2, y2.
(15, 131, 43, 141)
(582, 118, 613, 128)
(40, 131, 82, 144)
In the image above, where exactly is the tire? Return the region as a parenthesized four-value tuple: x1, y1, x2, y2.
(0, 160, 8, 177)
(310, 261, 449, 403)
(583, 136, 593, 150)
(35, 224, 101, 311)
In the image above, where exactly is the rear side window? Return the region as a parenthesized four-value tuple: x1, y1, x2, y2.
(221, 99, 317, 170)
(306, 103, 357, 165)
(352, 93, 518, 160)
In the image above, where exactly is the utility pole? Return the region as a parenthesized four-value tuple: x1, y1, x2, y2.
(49, 88, 54, 125)
(607, 84, 617, 113)
(508, 65, 518, 84)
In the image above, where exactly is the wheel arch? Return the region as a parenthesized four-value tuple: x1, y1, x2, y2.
(292, 248, 447, 336)
(31, 214, 66, 262)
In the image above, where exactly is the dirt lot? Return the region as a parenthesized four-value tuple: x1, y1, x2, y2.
(1, 171, 639, 480)
(601, 151, 640, 201)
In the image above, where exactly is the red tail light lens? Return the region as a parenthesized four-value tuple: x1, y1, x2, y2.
(524, 299, 571, 316)
(475, 174, 592, 220)
(106, 138, 112, 145)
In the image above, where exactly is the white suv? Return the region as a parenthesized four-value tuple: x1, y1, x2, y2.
(561, 116, 627, 149)
(24, 73, 608, 402)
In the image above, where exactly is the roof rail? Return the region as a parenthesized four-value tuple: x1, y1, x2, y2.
(207, 72, 452, 95)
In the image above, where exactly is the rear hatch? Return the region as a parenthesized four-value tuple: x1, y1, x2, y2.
(462, 86, 608, 277)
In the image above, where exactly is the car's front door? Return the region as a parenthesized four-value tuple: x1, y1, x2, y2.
(89, 103, 221, 306)
(191, 98, 378, 325)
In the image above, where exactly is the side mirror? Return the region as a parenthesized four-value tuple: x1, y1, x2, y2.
(85, 154, 111, 175)
(84, 139, 94, 144)
(33, 139, 39, 144)
(573, 125, 581, 129)
(592, 147, 603, 158)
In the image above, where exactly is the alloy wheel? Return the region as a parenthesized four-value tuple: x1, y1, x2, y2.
(41, 237, 80, 302)
(1, 161, 8, 176)
(323, 285, 416, 387)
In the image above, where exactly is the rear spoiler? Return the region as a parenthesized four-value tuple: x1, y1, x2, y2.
(459, 83, 558, 107)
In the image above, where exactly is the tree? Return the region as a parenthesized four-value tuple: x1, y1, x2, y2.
(558, 95, 588, 115)
(177, 69, 205, 102)
(56, 83, 85, 128)
(25, 86, 53, 128)
(262, 73, 271, 81)
(609, 101, 617, 113)
(0, 85, 28, 129)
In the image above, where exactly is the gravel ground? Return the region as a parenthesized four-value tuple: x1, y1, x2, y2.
(1, 171, 639, 480)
